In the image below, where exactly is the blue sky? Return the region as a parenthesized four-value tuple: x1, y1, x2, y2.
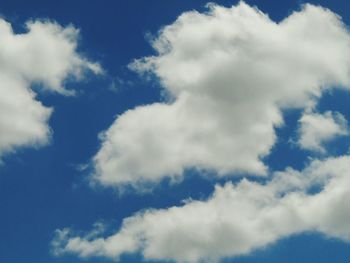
(1, 0, 350, 263)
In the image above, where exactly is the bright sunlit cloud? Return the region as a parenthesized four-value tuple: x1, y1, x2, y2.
(0, 19, 101, 159)
(93, 2, 350, 189)
(52, 2, 350, 263)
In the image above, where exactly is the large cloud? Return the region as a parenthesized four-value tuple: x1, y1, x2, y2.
(52, 3, 350, 262)
(0, 19, 101, 158)
(52, 155, 350, 262)
(93, 2, 350, 188)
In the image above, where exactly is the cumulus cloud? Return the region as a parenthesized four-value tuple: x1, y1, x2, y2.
(0, 19, 101, 158)
(53, 155, 350, 262)
(93, 2, 350, 188)
(52, 3, 350, 262)
(297, 111, 348, 152)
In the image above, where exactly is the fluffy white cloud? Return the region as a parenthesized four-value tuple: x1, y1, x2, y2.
(297, 111, 348, 152)
(93, 2, 350, 188)
(0, 19, 101, 158)
(52, 155, 350, 262)
(52, 3, 350, 262)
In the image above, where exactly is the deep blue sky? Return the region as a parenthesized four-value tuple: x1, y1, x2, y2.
(0, 1, 350, 263)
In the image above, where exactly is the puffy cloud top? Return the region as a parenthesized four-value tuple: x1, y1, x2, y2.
(93, 2, 350, 188)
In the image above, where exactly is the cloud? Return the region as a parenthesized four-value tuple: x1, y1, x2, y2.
(53, 155, 350, 262)
(297, 111, 348, 152)
(52, 3, 350, 262)
(0, 19, 101, 158)
(92, 2, 350, 189)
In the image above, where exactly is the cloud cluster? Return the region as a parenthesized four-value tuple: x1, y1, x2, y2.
(0, 19, 101, 158)
(93, 2, 350, 188)
(53, 155, 350, 262)
(52, 2, 350, 263)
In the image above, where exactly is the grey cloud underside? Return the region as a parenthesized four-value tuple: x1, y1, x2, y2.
(0, 19, 101, 158)
(93, 2, 350, 188)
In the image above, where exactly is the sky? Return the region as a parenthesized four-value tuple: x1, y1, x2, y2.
(1, 0, 350, 263)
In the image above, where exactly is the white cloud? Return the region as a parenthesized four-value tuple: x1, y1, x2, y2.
(52, 155, 350, 262)
(0, 19, 101, 158)
(52, 3, 350, 262)
(93, 2, 350, 188)
(297, 111, 348, 152)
